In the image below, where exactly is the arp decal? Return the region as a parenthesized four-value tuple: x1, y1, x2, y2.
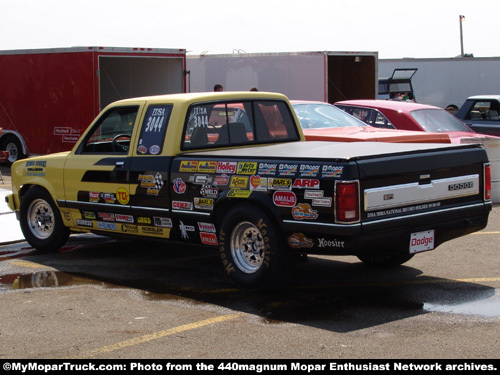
(293, 179, 320, 189)
(116, 188, 130, 205)
(288, 233, 314, 248)
(292, 203, 319, 220)
(173, 178, 187, 194)
(273, 191, 297, 207)
(237, 162, 258, 175)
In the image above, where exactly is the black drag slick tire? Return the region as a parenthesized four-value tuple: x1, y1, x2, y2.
(19, 186, 70, 253)
(218, 203, 293, 291)
(357, 253, 414, 266)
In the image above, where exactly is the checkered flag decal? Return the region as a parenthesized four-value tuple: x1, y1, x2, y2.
(154, 172, 164, 191)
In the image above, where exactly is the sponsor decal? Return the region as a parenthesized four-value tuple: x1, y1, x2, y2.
(268, 178, 292, 190)
(179, 160, 199, 172)
(293, 178, 320, 189)
(98, 212, 115, 222)
(115, 214, 134, 223)
(82, 211, 96, 220)
(318, 238, 345, 249)
(410, 230, 435, 254)
(173, 178, 187, 194)
(200, 232, 218, 246)
(141, 226, 164, 235)
(76, 219, 93, 228)
(216, 161, 237, 174)
(237, 162, 258, 175)
(288, 233, 314, 248)
(273, 191, 297, 207)
(194, 197, 214, 210)
(139, 173, 164, 196)
(190, 174, 213, 185)
(322, 165, 343, 178)
(180, 221, 195, 239)
(258, 163, 277, 176)
(299, 164, 321, 177)
(97, 222, 117, 231)
(149, 145, 161, 155)
(121, 224, 139, 233)
(198, 161, 217, 174)
(292, 203, 319, 220)
(304, 190, 324, 199)
(198, 222, 216, 233)
(249, 175, 267, 191)
(154, 217, 173, 228)
(214, 174, 230, 186)
(137, 217, 152, 225)
(312, 197, 332, 207)
(173, 201, 193, 210)
(116, 188, 130, 205)
(367, 202, 442, 218)
(101, 192, 116, 204)
(230, 176, 248, 189)
(227, 189, 252, 198)
(89, 191, 100, 203)
(25, 160, 47, 177)
(278, 163, 298, 176)
(137, 145, 147, 154)
(200, 185, 219, 198)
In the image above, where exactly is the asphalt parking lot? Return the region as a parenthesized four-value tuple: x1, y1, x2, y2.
(0, 165, 499, 359)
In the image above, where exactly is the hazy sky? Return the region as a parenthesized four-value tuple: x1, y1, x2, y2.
(1, 0, 499, 58)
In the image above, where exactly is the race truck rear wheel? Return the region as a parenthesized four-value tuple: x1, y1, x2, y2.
(218, 204, 293, 291)
(0, 135, 25, 165)
(20, 186, 70, 253)
(357, 253, 414, 266)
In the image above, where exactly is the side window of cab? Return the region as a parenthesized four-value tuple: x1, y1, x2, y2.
(78, 106, 139, 154)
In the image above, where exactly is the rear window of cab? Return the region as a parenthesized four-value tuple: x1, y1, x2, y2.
(182, 100, 299, 150)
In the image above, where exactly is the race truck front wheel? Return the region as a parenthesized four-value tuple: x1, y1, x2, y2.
(218, 204, 294, 291)
(20, 186, 70, 253)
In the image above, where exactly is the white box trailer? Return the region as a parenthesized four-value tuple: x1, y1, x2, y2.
(187, 51, 378, 103)
(379, 56, 500, 109)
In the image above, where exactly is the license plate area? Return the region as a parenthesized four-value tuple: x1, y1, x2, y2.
(410, 230, 435, 254)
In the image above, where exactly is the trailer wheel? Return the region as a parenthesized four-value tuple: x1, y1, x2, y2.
(218, 204, 293, 290)
(357, 253, 414, 266)
(20, 186, 70, 253)
(0, 135, 25, 165)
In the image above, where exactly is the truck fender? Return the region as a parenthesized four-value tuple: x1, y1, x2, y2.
(0, 130, 30, 160)
(214, 190, 283, 230)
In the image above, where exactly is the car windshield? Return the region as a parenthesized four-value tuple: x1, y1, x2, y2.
(292, 103, 367, 129)
(410, 109, 474, 133)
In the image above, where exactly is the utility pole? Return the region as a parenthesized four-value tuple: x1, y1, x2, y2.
(459, 15, 465, 57)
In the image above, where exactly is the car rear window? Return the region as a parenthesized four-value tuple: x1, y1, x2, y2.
(411, 109, 473, 133)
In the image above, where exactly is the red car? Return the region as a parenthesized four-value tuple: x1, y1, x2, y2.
(335, 99, 498, 144)
(291, 101, 451, 144)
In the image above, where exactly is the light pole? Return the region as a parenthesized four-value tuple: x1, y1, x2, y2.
(459, 15, 465, 57)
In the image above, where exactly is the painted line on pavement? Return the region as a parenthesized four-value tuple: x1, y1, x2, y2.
(69, 313, 244, 358)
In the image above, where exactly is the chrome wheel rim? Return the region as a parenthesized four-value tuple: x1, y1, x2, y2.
(230, 221, 265, 274)
(27, 198, 55, 239)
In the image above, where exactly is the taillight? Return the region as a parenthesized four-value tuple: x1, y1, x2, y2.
(335, 181, 360, 223)
(484, 163, 492, 201)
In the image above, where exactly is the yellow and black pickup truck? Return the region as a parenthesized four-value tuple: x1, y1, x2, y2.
(6, 91, 493, 290)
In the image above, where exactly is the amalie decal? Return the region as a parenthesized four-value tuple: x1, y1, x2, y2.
(273, 191, 297, 207)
